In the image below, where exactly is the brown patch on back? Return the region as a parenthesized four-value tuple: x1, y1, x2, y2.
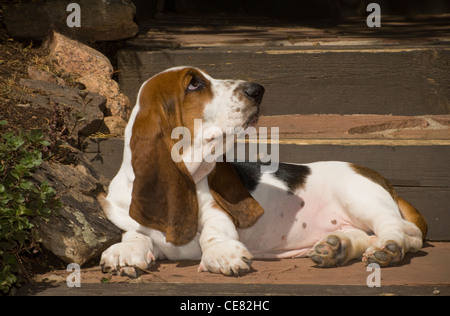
(397, 197, 428, 240)
(351, 163, 427, 240)
(350, 164, 398, 201)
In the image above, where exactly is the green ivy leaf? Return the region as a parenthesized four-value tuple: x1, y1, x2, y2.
(40, 140, 51, 147)
(19, 180, 34, 191)
(27, 129, 44, 143)
(0, 121, 61, 294)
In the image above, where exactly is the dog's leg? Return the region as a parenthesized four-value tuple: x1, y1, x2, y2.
(310, 166, 424, 267)
(197, 205, 254, 275)
(196, 180, 253, 276)
(362, 214, 423, 266)
(341, 173, 424, 267)
(310, 229, 375, 267)
(347, 196, 423, 266)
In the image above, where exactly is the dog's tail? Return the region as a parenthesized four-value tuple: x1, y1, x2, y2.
(397, 197, 428, 241)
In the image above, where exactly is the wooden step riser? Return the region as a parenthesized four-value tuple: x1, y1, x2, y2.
(118, 47, 450, 116)
(85, 138, 449, 240)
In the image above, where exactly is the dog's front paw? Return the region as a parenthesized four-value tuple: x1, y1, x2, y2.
(198, 240, 253, 276)
(100, 241, 155, 278)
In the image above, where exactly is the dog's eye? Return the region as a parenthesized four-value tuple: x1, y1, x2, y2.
(187, 77, 204, 92)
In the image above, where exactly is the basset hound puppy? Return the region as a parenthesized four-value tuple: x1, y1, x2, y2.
(99, 66, 427, 277)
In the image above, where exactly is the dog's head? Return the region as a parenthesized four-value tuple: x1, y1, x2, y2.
(128, 67, 265, 245)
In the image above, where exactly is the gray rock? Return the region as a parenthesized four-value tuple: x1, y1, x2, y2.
(19, 78, 106, 138)
(32, 152, 121, 266)
(3, 0, 138, 42)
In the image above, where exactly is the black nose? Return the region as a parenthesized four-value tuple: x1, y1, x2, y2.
(244, 83, 265, 102)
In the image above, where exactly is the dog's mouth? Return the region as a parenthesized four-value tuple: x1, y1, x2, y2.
(205, 133, 224, 143)
(244, 111, 260, 129)
(203, 111, 260, 144)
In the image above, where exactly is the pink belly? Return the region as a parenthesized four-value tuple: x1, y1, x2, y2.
(238, 189, 355, 259)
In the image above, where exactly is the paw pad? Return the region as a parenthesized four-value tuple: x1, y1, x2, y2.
(363, 241, 403, 267)
(310, 235, 348, 268)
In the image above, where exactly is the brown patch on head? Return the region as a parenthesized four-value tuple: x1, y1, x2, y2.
(139, 67, 213, 139)
(180, 68, 213, 138)
(350, 164, 398, 201)
(138, 69, 184, 126)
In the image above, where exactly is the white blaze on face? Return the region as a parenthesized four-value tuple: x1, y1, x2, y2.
(170, 67, 269, 179)
(203, 78, 250, 132)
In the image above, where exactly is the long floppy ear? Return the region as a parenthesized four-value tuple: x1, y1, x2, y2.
(208, 162, 264, 228)
(129, 78, 198, 246)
